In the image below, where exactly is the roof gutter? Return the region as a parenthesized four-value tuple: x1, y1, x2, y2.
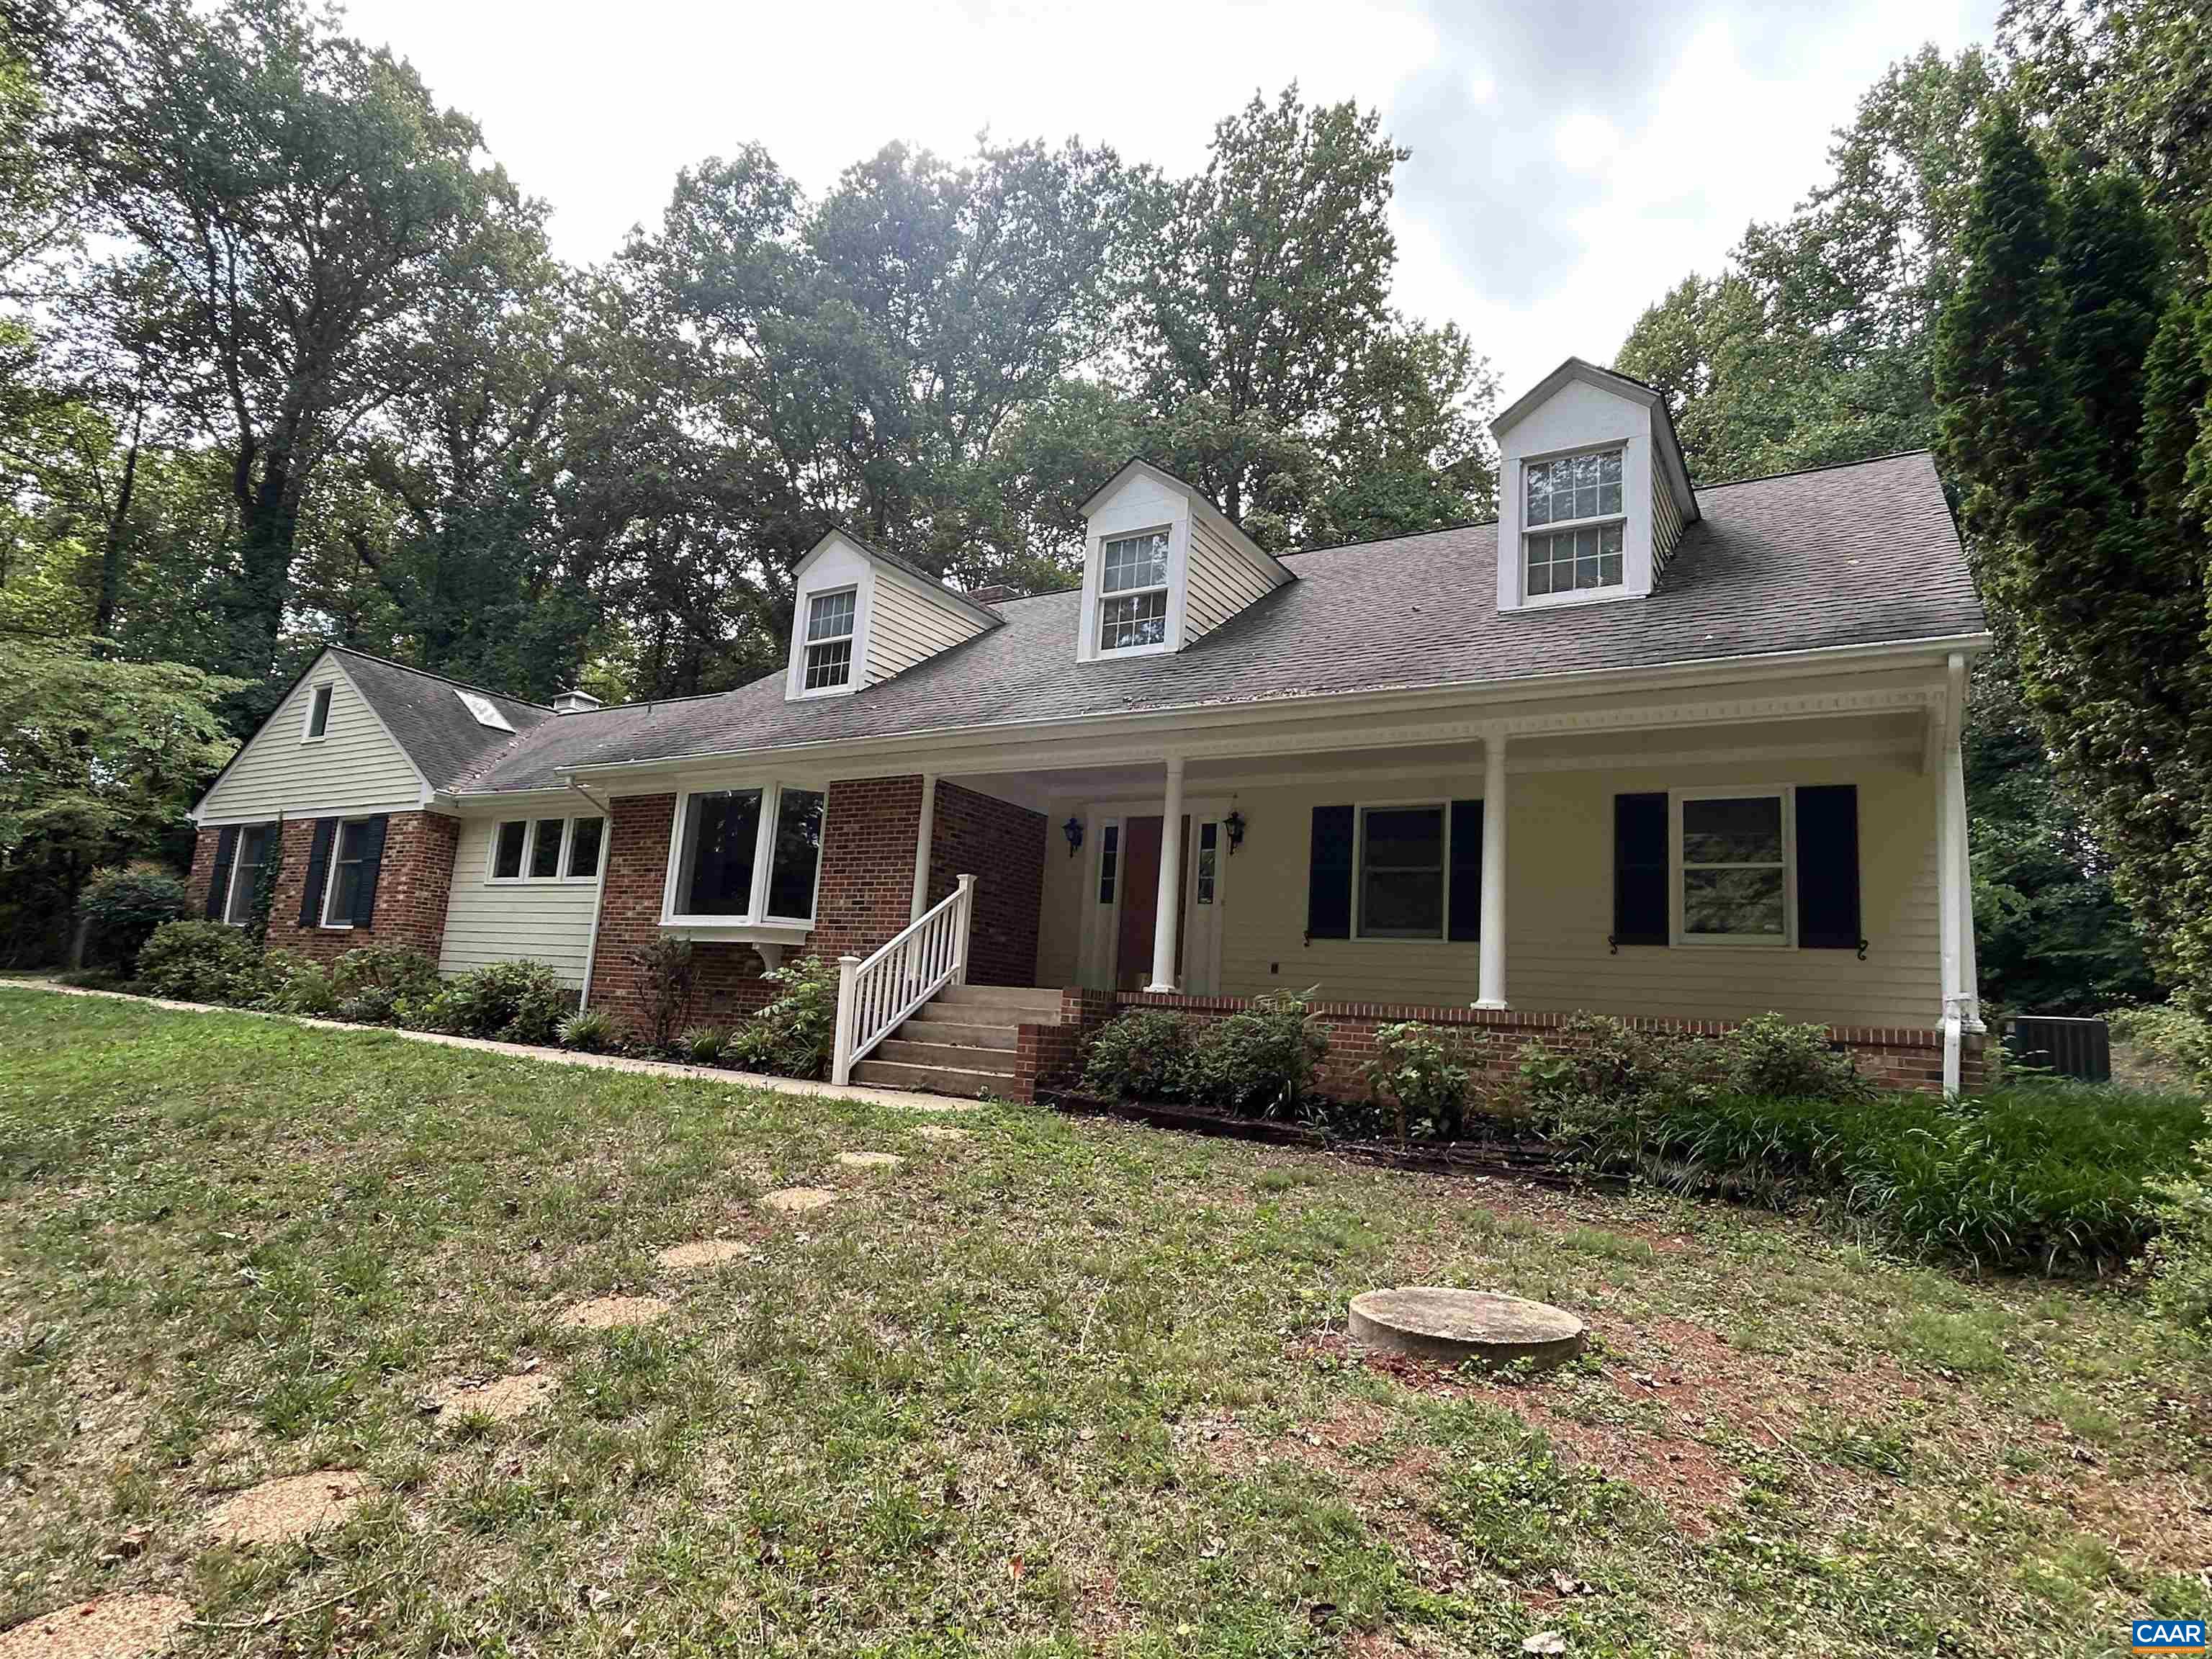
(526, 629, 1993, 789)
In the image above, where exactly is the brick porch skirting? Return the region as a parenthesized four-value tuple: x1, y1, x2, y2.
(1074, 992, 1985, 1099)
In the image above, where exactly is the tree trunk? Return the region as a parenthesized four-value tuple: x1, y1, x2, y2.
(96, 405, 145, 639)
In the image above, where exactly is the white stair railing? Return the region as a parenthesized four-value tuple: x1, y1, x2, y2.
(832, 873, 976, 1085)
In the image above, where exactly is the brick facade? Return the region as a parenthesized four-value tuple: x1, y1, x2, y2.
(186, 811, 459, 966)
(1100, 992, 1987, 1100)
(924, 781, 1046, 986)
(808, 776, 926, 964)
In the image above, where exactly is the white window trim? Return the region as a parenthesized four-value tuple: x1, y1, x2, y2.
(220, 823, 271, 927)
(1670, 785, 1796, 949)
(318, 817, 374, 930)
(300, 682, 334, 744)
(786, 572, 876, 701)
(798, 585, 860, 698)
(1094, 525, 1177, 659)
(485, 815, 606, 886)
(660, 781, 827, 930)
(1518, 443, 1629, 611)
(1351, 798, 1463, 943)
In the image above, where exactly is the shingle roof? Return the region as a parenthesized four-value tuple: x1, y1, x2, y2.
(451, 451, 1982, 794)
(329, 648, 554, 791)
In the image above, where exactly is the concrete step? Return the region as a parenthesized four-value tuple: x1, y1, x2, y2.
(894, 1015, 1018, 1050)
(933, 984, 1063, 1018)
(873, 1038, 1017, 1074)
(852, 1058, 1010, 1097)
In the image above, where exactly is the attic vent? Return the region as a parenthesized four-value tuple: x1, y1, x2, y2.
(455, 689, 514, 732)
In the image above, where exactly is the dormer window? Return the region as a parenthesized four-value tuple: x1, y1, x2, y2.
(1524, 447, 1624, 597)
(803, 588, 857, 691)
(1098, 530, 1171, 652)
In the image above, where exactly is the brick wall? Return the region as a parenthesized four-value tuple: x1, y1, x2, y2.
(809, 775, 925, 963)
(1010, 987, 1115, 1102)
(925, 781, 1046, 986)
(186, 811, 459, 966)
(1108, 992, 1987, 1099)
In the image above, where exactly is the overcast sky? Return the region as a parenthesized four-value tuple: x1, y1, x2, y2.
(341, 0, 2003, 399)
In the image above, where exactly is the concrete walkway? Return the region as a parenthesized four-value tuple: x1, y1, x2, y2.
(0, 979, 989, 1115)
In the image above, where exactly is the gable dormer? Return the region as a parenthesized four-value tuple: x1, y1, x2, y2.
(785, 529, 1001, 701)
(1492, 358, 1698, 613)
(1075, 459, 1292, 664)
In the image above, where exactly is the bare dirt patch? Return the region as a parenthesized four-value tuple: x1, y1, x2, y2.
(0, 1594, 193, 1659)
(836, 1151, 904, 1170)
(204, 1470, 374, 1545)
(558, 1296, 673, 1331)
(761, 1187, 836, 1214)
(657, 1238, 750, 1270)
(424, 1369, 559, 1424)
(912, 1125, 970, 1143)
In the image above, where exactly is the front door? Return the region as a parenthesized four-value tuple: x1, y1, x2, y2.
(1112, 815, 1190, 990)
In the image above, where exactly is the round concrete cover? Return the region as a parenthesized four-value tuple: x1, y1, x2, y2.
(1348, 1287, 1586, 1371)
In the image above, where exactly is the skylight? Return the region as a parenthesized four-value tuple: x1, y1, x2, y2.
(455, 689, 514, 732)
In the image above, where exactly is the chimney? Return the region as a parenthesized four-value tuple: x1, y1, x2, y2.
(552, 688, 602, 715)
(966, 584, 1016, 606)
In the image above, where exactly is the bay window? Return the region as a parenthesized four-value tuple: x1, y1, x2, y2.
(664, 783, 827, 927)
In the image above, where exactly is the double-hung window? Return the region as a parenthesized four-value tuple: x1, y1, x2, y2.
(1524, 447, 1624, 598)
(1097, 530, 1170, 653)
(803, 589, 857, 691)
(222, 824, 273, 925)
(322, 819, 372, 927)
(1357, 805, 1447, 939)
(1676, 791, 1791, 944)
(665, 783, 826, 925)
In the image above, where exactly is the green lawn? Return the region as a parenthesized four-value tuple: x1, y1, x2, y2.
(1, 988, 2206, 1657)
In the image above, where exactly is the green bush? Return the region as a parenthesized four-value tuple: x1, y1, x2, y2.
(724, 956, 840, 1079)
(1727, 1012, 1873, 1102)
(626, 937, 696, 1051)
(414, 960, 575, 1044)
(2108, 1002, 2212, 1089)
(78, 868, 190, 972)
(1189, 991, 1328, 1118)
(1362, 1020, 1473, 1140)
(2141, 1108, 2212, 1339)
(135, 920, 268, 1004)
(558, 1007, 615, 1053)
(259, 950, 336, 1016)
(1079, 1008, 1199, 1100)
(680, 1024, 729, 1064)
(331, 945, 441, 1003)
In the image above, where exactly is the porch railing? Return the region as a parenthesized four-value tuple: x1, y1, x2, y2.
(831, 873, 976, 1086)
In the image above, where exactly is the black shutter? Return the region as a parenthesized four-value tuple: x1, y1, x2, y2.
(204, 826, 238, 920)
(299, 818, 336, 927)
(1305, 804, 1354, 941)
(1447, 799, 1483, 942)
(1612, 793, 1668, 946)
(1796, 785, 1861, 950)
(351, 815, 388, 927)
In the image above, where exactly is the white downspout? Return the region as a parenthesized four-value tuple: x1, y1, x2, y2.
(1936, 652, 1968, 1094)
(911, 773, 938, 923)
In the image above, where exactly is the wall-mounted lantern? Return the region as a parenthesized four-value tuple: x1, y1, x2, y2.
(1224, 808, 1246, 855)
(1063, 816, 1084, 858)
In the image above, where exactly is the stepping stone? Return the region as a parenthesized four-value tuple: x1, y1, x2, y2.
(835, 1151, 903, 1170)
(657, 1238, 750, 1270)
(0, 1594, 194, 1659)
(558, 1295, 673, 1331)
(423, 1369, 559, 1423)
(1347, 1287, 1586, 1372)
(912, 1125, 969, 1143)
(205, 1469, 374, 1545)
(761, 1187, 835, 1214)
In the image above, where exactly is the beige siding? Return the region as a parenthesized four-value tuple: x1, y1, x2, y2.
(1166, 756, 1938, 1028)
(198, 657, 423, 822)
(1653, 476, 1683, 575)
(866, 577, 986, 685)
(1184, 519, 1278, 644)
(1036, 806, 1087, 985)
(438, 815, 601, 987)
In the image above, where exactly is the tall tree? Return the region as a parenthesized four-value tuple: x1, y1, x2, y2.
(1130, 87, 1493, 552)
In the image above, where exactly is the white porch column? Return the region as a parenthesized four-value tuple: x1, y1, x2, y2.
(1475, 729, 1509, 1010)
(1936, 655, 1968, 1092)
(910, 773, 938, 923)
(1945, 741, 1983, 1031)
(1148, 755, 1186, 992)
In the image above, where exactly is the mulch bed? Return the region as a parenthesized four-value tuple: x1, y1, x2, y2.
(1039, 1091, 1621, 1190)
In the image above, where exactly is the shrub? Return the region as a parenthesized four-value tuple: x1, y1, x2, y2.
(2108, 1003, 2212, 1089)
(680, 1024, 729, 1064)
(2142, 1107, 2212, 1340)
(1189, 991, 1328, 1118)
(336, 984, 403, 1026)
(1079, 1008, 1199, 1100)
(1725, 1012, 1871, 1102)
(626, 938, 696, 1050)
(1362, 1021, 1473, 1141)
(559, 1007, 615, 1053)
(724, 956, 840, 1079)
(331, 945, 441, 1003)
(78, 868, 190, 972)
(1516, 1012, 1722, 1151)
(135, 920, 268, 1004)
(260, 950, 336, 1016)
(415, 960, 575, 1044)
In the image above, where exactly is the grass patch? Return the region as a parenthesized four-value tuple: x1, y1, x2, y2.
(1, 986, 2208, 1655)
